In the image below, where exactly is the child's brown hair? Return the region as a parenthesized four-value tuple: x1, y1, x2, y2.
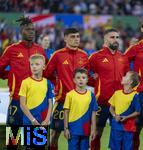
(73, 68, 88, 77)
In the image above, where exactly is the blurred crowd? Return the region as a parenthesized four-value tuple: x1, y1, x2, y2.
(0, 16, 142, 56)
(0, 0, 143, 55)
(0, 0, 143, 16)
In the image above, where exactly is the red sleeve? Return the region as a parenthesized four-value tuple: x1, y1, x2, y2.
(88, 53, 98, 87)
(89, 53, 98, 73)
(124, 56, 130, 73)
(124, 45, 138, 62)
(0, 46, 11, 78)
(44, 52, 57, 83)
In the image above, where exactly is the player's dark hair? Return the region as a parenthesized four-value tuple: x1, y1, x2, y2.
(73, 68, 88, 77)
(16, 16, 33, 27)
(64, 28, 79, 36)
(129, 71, 140, 88)
(104, 28, 118, 36)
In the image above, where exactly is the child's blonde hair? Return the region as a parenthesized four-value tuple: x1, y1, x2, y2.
(29, 54, 45, 64)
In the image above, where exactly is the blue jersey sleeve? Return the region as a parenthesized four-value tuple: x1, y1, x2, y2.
(91, 92, 98, 111)
(133, 94, 141, 113)
(47, 80, 54, 100)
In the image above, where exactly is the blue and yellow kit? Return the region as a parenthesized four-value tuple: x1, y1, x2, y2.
(19, 77, 53, 125)
(109, 90, 141, 132)
(64, 89, 98, 136)
(109, 90, 141, 150)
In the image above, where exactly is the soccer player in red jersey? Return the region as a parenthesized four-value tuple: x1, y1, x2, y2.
(44, 28, 89, 150)
(124, 24, 143, 150)
(89, 29, 129, 150)
(0, 16, 46, 149)
(0, 16, 46, 125)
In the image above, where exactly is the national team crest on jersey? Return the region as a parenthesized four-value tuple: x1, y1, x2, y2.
(78, 57, 84, 65)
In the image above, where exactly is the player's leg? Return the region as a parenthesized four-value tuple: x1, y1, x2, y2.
(90, 126, 104, 150)
(50, 102, 64, 150)
(123, 131, 133, 150)
(68, 135, 79, 150)
(50, 129, 61, 150)
(80, 136, 89, 150)
(109, 128, 123, 150)
(91, 105, 110, 150)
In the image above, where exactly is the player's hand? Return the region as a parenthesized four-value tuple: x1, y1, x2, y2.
(32, 119, 40, 125)
(120, 116, 128, 122)
(91, 129, 96, 141)
(115, 115, 121, 122)
(64, 129, 70, 140)
(41, 120, 50, 126)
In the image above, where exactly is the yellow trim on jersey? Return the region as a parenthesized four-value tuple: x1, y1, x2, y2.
(45, 48, 65, 68)
(139, 68, 141, 77)
(48, 48, 65, 62)
(78, 48, 87, 55)
(96, 78, 101, 100)
(2, 45, 11, 56)
(124, 45, 133, 54)
(2, 41, 21, 56)
(10, 74, 16, 101)
(124, 39, 143, 54)
(88, 48, 104, 59)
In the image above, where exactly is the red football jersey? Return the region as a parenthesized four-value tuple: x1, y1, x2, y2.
(0, 41, 46, 100)
(44, 47, 89, 103)
(89, 47, 129, 106)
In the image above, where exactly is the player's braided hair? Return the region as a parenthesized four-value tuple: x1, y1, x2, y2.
(16, 16, 33, 27)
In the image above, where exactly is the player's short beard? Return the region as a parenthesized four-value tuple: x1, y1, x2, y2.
(109, 43, 119, 51)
